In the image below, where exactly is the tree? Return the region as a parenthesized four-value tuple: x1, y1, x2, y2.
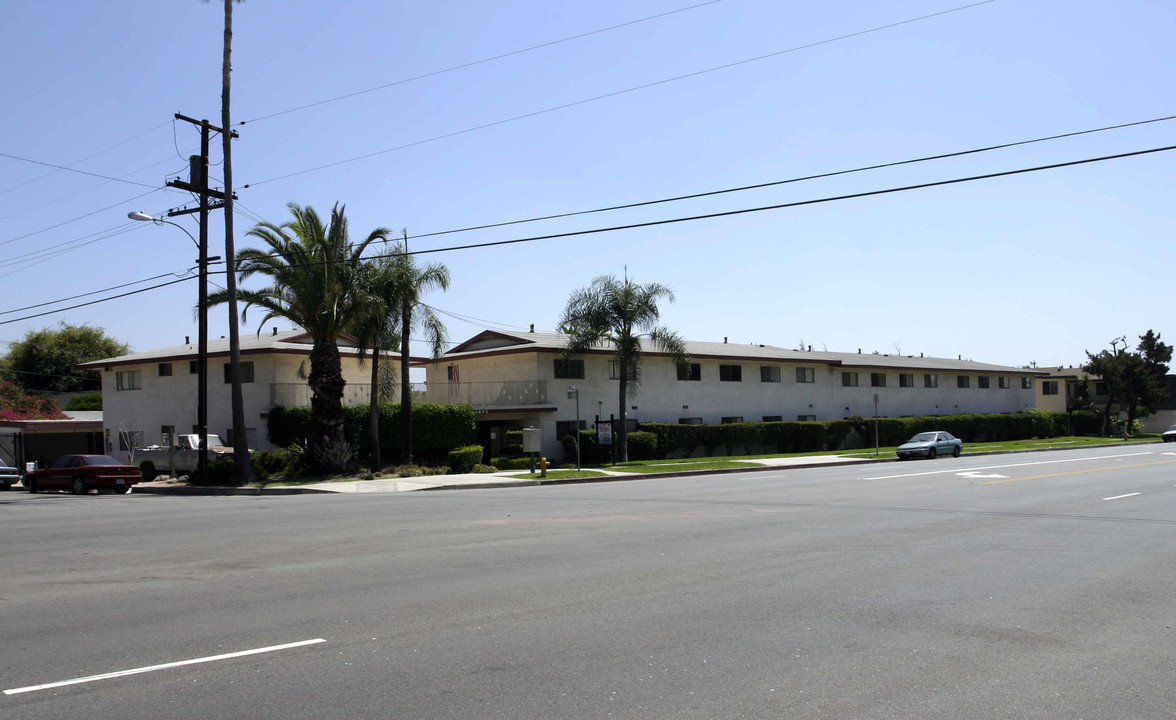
(560, 273, 689, 462)
(1083, 330, 1172, 437)
(389, 232, 450, 464)
(0, 323, 127, 393)
(350, 248, 404, 471)
(212, 203, 390, 472)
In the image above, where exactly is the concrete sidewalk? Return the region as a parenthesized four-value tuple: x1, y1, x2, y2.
(133, 454, 888, 495)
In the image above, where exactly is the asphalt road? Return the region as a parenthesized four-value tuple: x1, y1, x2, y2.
(4, 445, 1176, 719)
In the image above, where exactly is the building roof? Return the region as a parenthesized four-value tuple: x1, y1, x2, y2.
(438, 330, 1046, 375)
(79, 330, 421, 369)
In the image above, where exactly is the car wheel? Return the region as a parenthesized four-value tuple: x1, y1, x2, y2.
(26, 479, 37, 494)
(952, 446, 961, 458)
(927, 447, 937, 459)
(71, 477, 87, 495)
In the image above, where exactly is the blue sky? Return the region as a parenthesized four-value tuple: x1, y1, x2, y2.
(1, 0, 1173, 371)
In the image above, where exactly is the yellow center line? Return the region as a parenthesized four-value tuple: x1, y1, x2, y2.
(980, 459, 1176, 485)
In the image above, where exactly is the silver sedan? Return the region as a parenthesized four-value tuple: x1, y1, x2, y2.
(896, 431, 962, 460)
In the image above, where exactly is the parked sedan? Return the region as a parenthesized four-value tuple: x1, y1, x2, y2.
(24, 455, 140, 494)
(0, 464, 20, 490)
(896, 431, 962, 460)
(1163, 425, 1176, 442)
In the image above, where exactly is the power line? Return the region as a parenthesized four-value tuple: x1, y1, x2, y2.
(243, 0, 995, 188)
(239, 0, 725, 126)
(0, 152, 162, 190)
(0, 276, 196, 327)
(0, 187, 170, 249)
(0, 269, 194, 316)
(0, 121, 171, 197)
(0, 156, 185, 223)
(405, 114, 1176, 243)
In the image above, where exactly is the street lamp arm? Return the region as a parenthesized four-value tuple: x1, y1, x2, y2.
(128, 211, 198, 250)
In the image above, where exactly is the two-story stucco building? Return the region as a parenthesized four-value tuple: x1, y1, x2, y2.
(80, 329, 409, 462)
(423, 329, 1047, 460)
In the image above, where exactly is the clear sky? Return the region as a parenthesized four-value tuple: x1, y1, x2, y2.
(1, 0, 1172, 371)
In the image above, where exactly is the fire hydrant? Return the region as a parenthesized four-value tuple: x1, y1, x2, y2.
(539, 456, 549, 478)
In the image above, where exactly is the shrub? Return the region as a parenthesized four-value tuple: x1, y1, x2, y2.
(190, 456, 270, 486)
(491, 456, 534, 470)
(626, 431, 658, 460)
(253, 445, 304, 477)
(448, 445, 485, 474)
(65, 392, 102, 411)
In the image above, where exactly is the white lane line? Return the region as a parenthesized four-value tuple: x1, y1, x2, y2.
(865, 451, 1156, 480)
(1103, 493, 1142, 501)
(4, 638, 326, 696)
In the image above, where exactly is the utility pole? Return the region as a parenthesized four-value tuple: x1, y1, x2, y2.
(167, 113, 235, 484)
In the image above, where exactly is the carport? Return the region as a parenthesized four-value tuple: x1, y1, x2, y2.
(0, 412, 103, 471)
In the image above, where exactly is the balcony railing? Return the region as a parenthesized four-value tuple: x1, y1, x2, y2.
(422, 380, 548, 409)
(269, 383, 428, 408)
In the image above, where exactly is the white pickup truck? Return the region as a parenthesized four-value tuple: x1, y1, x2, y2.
(135, 433, 236, 480)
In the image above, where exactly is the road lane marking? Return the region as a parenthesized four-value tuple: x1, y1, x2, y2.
(866, 451, 1156, 480)
(3, 638, 326, 696)
(1104, 493, 1142, 501)
(957, 471, 1008, 479)
(979, 459, 1176, 485)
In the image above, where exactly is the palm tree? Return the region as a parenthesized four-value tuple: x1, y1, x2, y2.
(390, 232, 450, 464)
(350, 250, 404, 472)
(212, 203, 390, 472)
(560, 274, 689, 462)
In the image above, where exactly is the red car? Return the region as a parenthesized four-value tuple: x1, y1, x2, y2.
(25, 455, 140, 495)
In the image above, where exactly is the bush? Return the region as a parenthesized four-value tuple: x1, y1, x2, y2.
(189, 456, 271, 486)
(65, 392, 103, 411)
(268, 402, 477, 463)
(253, 445, 304, 477)
(626, 430, 658, 460)
(491, 456, 534, 470)
(448, 445, 485, 473)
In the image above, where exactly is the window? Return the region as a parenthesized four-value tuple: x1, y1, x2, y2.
(999, 377, 1010, 389)
(160, 425, 175, 445)
(762, 415, 783, 422)
(115, 370, 141, 391)
(224, 361, 255, 384)
(720, 416, 744, 424)
(678, 417, 703, 425)
(842, 372, 859, 387)
(556, 420, 587, 439)
(677, 363, 701, 381)
(1042, 380, 1059, 396)
(1022, 377, 1033, 390)
(553, 358, 584, 379)
(924, 374, 938, 388)
(870, 373, 886, 388)
(899, 373, 914, 388)
(797, 414, 816, 422)
(158, 362, 173, 377)
(608, 361, 637, 381)
(957, 375, 970, 389)
(719, 365, 742, 382)
(190, 360, 200, 374)
(795, 367, 814, 383)
(978, 376, 990, 389)
(760, 366, 781, 383)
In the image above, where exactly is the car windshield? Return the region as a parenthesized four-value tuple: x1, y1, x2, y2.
(83, 456, 128, 466)
(909, 433, 938, 442)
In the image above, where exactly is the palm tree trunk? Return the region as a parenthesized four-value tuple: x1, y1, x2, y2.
(309, 340, 348, 471)
(400, 304, 413, 464)
(368, 349, 381, 470)
(618, 370, 629, 463)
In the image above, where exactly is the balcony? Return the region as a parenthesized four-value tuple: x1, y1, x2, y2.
(268, 381, 545, 410)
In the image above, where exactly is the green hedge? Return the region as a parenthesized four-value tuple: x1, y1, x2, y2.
(268, 403, 477, 463)
(642, 409, 1094, 458)
(448, 445, 484, 473)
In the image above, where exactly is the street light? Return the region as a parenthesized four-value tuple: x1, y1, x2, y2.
(129, 211, 211, 483)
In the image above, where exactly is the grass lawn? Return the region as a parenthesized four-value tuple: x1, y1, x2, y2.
(610, 460, 764, 473)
